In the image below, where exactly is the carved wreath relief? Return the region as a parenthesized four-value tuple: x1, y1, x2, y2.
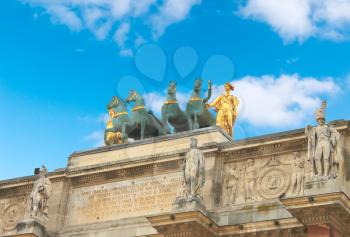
(222, 153, 306, 206)
(257, 155, 291, 200)
(3, 205, 21, 231)
(0, 197, 26, 234)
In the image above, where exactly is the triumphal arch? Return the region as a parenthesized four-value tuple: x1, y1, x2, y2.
(0, 81, 349, 237)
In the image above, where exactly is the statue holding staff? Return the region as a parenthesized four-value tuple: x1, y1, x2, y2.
(207, 82, 239, 138)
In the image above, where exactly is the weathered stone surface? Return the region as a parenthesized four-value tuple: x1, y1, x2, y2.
(0, 122, 349, 237)
(65, 173, 183, 226)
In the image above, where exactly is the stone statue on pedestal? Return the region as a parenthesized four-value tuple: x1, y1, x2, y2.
(305, 101, 340, 181)
(28, 166, 52, 221)
(182, 138, 205, 200)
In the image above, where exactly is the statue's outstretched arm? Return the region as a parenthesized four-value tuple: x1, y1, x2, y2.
(208, 95, 222, 108)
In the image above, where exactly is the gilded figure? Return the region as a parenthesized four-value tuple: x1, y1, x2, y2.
(207, 82, 239, 138)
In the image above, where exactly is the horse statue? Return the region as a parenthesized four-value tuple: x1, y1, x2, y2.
(104, 96, 130, 145)
(126, 90, 166, 140)
(161, 81, 190, 133)
(186, 78, 215, 129)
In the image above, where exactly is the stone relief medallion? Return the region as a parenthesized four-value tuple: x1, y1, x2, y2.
(3, 205, 21, 231)
(257, 155, 291, 200)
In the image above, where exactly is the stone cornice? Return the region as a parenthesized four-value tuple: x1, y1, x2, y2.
(69, 158, 183, 188)
(218, 120, 349, 161)
(148, 211, 304, 236)
(0, 170, 66, 192)
(282, 192, 350, 234)
(69, 126, 231, 159)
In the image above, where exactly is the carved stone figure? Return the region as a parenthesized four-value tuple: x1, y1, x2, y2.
(224, 164, 240, 205)
(245, 159, 257, 201)
(305, 101, 340, 180)
(207, 82, 239, 138)
(28, 166, 52, 221)
(290, 152, 304, 196)
(182, 138, 205, 200)
(186, 79, 215, 130)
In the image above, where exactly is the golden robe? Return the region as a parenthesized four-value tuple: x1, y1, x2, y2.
(209, 94, 239, 137)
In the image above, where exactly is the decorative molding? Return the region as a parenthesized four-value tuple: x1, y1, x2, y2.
(70, 159, 183, 187)
(222, 138, 308, 162)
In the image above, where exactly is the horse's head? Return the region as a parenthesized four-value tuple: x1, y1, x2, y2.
(126, 90, 140, 103)
(194, 78, 202, 91)
(167, 81, 177, 95)
(107, 96, 127, 111)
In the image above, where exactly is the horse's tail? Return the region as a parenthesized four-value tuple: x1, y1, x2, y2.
(203, 80, 212, 103)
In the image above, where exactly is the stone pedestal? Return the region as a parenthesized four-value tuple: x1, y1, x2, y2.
(281, 193, 350, 237)
(147, 198, 216, 237)
(15, 219, 47, 237)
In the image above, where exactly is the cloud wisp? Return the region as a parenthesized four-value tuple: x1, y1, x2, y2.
(21, 0, 201, 56)
(239, 0, 350, 42)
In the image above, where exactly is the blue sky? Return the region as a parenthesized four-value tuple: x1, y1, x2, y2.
(1, 0, 350, 180)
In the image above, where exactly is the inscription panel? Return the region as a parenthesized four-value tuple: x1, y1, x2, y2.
(66, 173, 183, 226)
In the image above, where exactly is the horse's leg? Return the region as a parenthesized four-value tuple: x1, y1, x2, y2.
(122, 122, 128, 143)
(194, 113, 199, 129)
(141, 119, 145, 140)
(188, 114, 193, 130)
(162, 109, 170, 134)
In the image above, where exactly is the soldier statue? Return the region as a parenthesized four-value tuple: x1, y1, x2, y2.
(305, 101, 340, 181)
(182, 138, 205, 200)
(28, 165, 52, 221)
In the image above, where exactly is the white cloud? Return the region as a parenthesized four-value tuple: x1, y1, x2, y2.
(46, 4, 83, 31)
(151, 0, 202, 38)
(21, 0, 200, 55)
(143, 92, 166, 115)
(85, 130, 104, 147)
(143, 74, 339, 128)
(114, 22, 130, 47)
(233, 74, 339, 127)
(239, 0, 350, 42)
(113, 22, 133, 56)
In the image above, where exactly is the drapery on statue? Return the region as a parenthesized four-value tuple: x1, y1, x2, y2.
(182, 138, 205, 200)
(305, 100, 340, 181)
(29, 165, 52, 221)
(207, 82, 239, 138)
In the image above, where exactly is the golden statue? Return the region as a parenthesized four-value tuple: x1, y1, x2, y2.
(206, 82, 239, 138)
